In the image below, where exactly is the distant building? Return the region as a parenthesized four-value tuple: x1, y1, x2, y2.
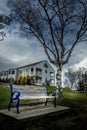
(0, 60, 55, 86)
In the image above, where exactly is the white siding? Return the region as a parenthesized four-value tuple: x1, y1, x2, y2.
(0, 60, 55, 86)
(8, 69, 17, 81)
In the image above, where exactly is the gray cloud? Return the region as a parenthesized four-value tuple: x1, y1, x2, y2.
(0, 1, 87, 72)
(0, 32, 87, 72)
(64, 41, 87, 69)
(0, 33, 47, 70)
(0, 55, 17, 71)
(0, 0, 9, 15)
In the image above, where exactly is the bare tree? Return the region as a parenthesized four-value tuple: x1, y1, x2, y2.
(65, 68, 76, 89)
(64, 67, 85, 89)
(7, 0, 87, 98)
(0, 15, 11, 41)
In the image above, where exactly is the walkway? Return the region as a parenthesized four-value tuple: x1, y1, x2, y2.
(0, 105, 70, 121)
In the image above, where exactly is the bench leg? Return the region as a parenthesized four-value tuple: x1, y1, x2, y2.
(8, 99, 13, 111)
(8, 101, 11, 111)
(54, 97, 56, 107)
(45, 98, 48, 105)
(16, 98, 20, 114)
(8, 98, 20, 114)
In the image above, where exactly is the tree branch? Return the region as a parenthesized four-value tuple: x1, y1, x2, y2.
(38, 0, 59, 61)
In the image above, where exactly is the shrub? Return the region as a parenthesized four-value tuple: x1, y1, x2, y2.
(16, 75, 35, 85)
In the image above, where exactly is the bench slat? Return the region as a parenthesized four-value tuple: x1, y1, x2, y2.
(13, 85, 49, 99)
(8, 84, 56, 114)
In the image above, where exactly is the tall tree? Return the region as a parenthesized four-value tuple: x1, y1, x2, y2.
(7, 0, 87, 98)
(64, 67, 86, 89)
(64, 68, 76, 89)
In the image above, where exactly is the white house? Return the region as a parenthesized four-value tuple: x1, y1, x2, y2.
(0, 69, 17, 82)
(0, 60, 55, 86)
(0, 70, 8, 81)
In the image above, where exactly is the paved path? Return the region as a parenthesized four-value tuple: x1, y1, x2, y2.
(0, 106, 70, 121)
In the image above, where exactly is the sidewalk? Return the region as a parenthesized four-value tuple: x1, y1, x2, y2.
(0, 105, 70, 121)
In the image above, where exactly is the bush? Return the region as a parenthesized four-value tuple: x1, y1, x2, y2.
(16, 75, 35, 85)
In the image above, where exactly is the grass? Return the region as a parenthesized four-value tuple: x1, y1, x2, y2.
(58, 88, 87, 112)
(0, 87, 87, 109)
(0, 86, 87, 130)
(0, 85, 56, 110)
(0, 87, 10, 109)
(0, 86, 87, 111)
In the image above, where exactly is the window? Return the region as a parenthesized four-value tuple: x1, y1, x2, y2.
(12, 70, 15, 74)
(45, 70, 47, 73)
(44, 63, 48, 68)
(9, 71, 11, 74)
(50, 72, 54, 78)
(1, 72, 3, 76)
(26, 69, 28, 72)
(4, 72, 7, 76)
(36, 77, 42, 84)
(19, 70, 22, 74)
(31, 68, 34, 74)
(36, 68, 42, 76)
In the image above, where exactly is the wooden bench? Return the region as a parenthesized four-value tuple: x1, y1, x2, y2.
(8, 84, 56, 113)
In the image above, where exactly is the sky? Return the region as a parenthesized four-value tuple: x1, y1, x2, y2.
(0, 33, 47, 70)
(0, 0, 87, 72)
(0, 0, 47, 71)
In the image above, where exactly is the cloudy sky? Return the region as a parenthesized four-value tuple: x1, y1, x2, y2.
(0, 0, 87, 72)
(0, 0, 48, 71)
(0, 33, 48, 70)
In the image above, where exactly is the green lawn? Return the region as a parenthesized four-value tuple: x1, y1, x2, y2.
(0, 86, 87, 130)
(58, 88, 87, 111)
(0, 86, 87, 111)
(0, 87, 10, 109)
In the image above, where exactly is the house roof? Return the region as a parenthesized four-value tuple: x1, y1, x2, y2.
(16, 60, 55, 72)
(0, 60, 55, 72)
(16, 60, 48, 69)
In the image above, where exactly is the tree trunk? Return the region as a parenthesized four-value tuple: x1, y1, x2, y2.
(56, 65, 63, 98)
